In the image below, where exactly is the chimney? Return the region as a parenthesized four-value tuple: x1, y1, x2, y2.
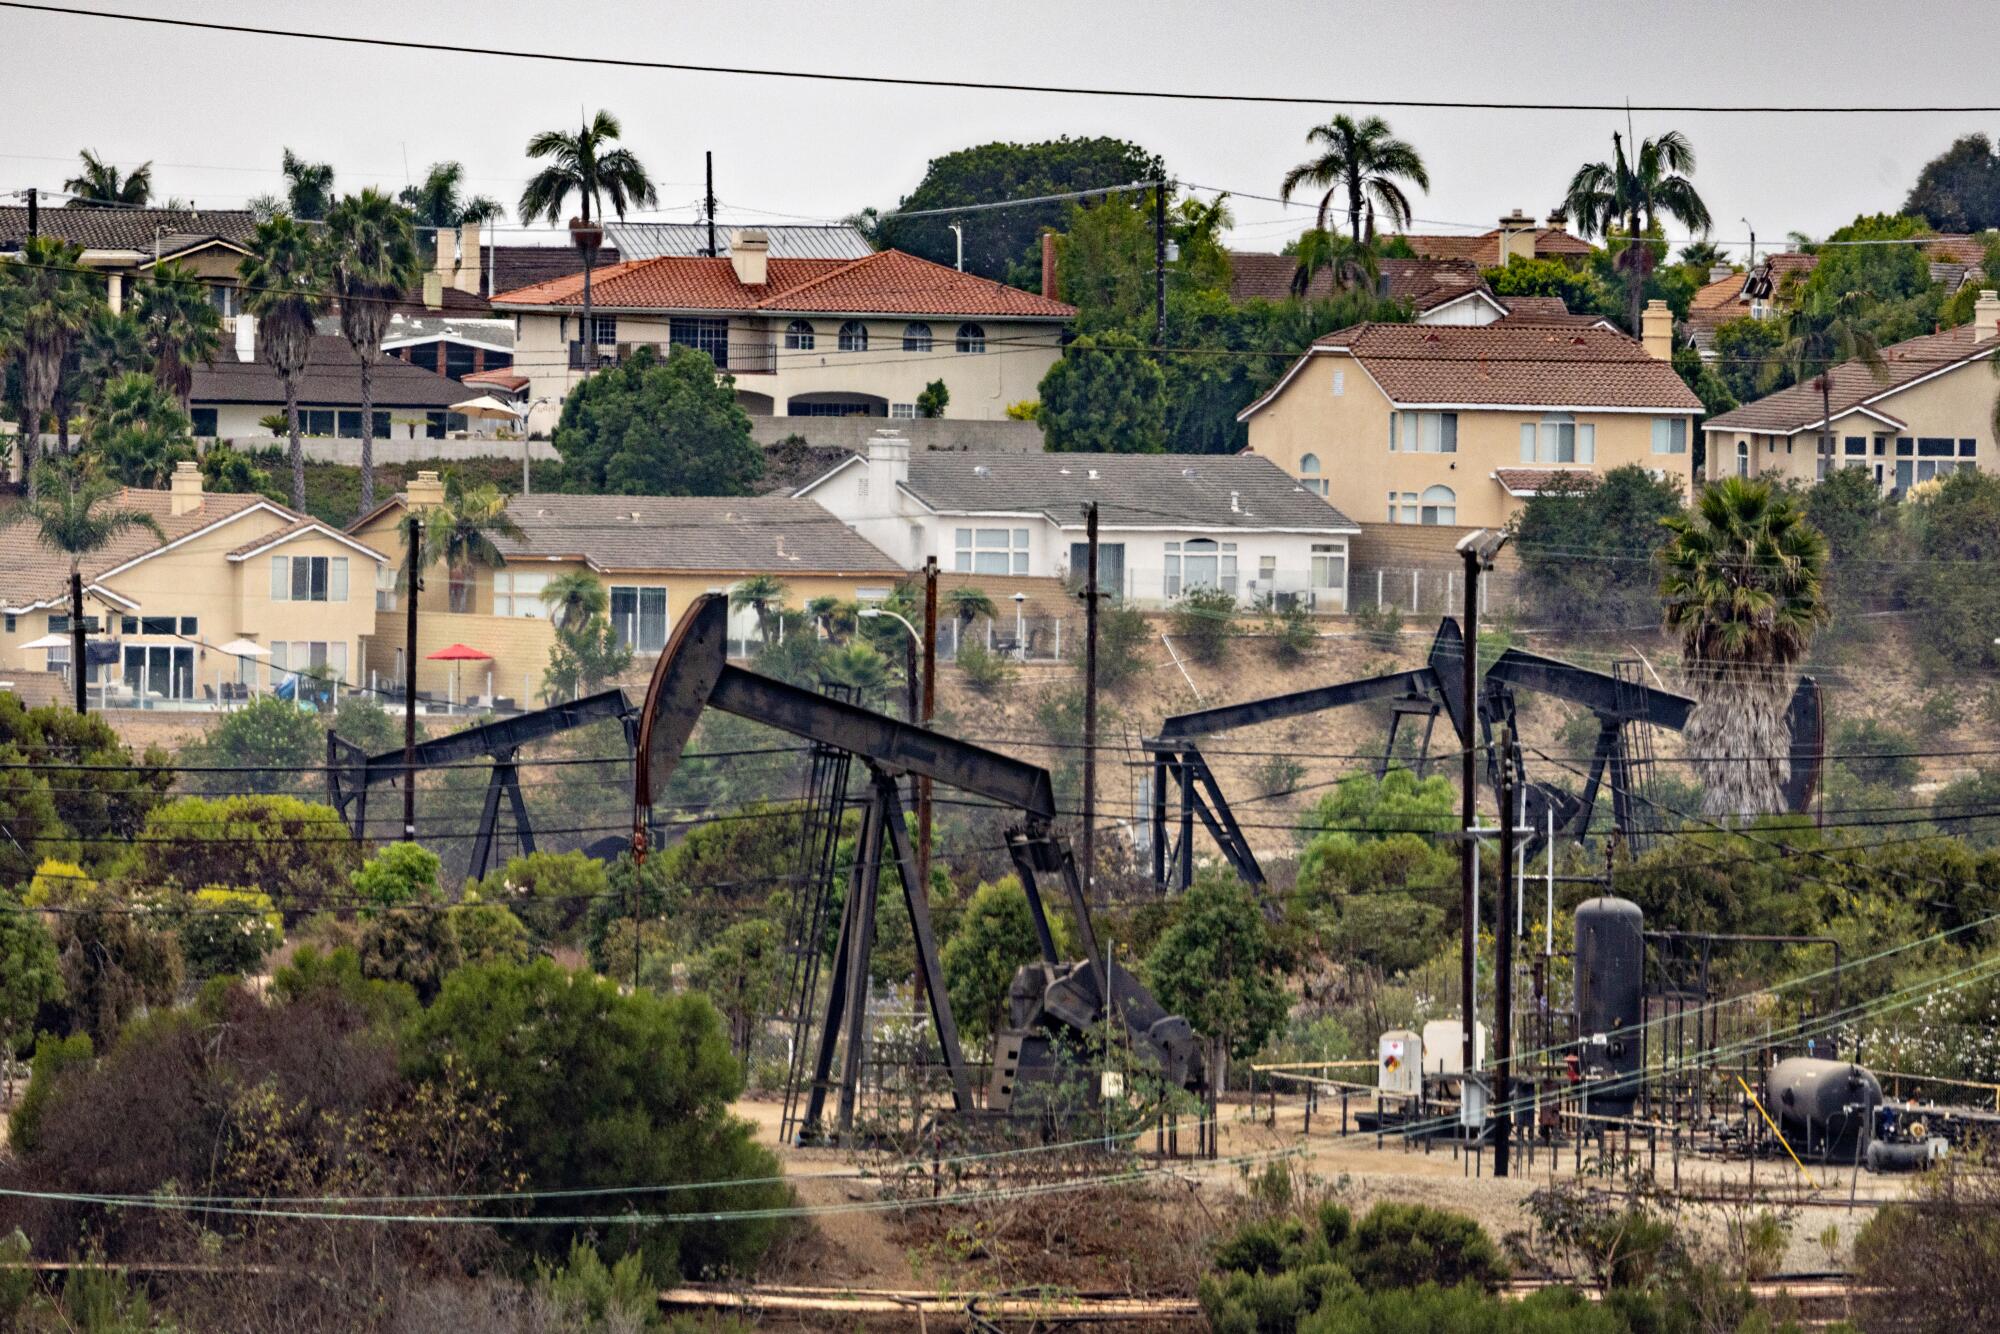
(453, 222, 482, 295)
(434, 226, 454, 280)
(866, 429, 909, 505)
(1041, 231, 1059, 300)
(1974, 289, 2000, 343)
(1641, 298, 1673, 360)
(1709, 263, 1735, 285)
(1498, 209, 1537, 265)
(405, 469, 446, 511)
(730, 228, 769, 286)
(421, 270, 444, 310)
(1545, 206, 1568, 233)
(168, 459, 203, 515)
(234, 312, 257, 362)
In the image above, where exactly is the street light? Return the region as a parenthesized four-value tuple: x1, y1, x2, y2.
(1012, 592, 1028, 660)
(859, 607, 922, 722)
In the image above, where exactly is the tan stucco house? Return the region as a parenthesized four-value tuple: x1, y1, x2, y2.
(0, 204, 256, 325)
(1702, 292, 1998, 492)
(490, 229, 1073, 433)
(350, 473, 906, 703)
(1239, 301, 1703, 536)
(0, 462, 388, 704)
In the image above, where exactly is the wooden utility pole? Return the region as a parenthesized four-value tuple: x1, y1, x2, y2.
(1494, 724, 1516, 1178)
(402, 514, 422, 842)
(1152, 181, 1167, 349)
(705, 150, 717, 258)
(1081, 504, 1100, 905)
(918, 558, 938, 888)
(68, 570, 86, 714)
(26, 187, 37, 239)
(1458, 542, 1481, 1077)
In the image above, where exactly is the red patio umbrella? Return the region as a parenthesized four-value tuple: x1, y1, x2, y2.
(426, 643, 492, 708)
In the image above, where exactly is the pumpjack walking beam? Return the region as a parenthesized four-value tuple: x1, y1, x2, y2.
(634, 595, 1116, 1141)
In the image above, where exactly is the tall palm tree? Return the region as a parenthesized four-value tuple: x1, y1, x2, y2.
(133, 260, 223, 413)
(1659, 477, 1828, 822)
(86, 371, 192, 487)
(399, 162, 504, 229)
(62, 149, 151, 207)
(1290, 228, 1380, 297)
(1762, 287, 1887, 468)
(421, 473, 525, 613)
(1280, 114, 1430, 243)
(517, 110, 657, 372)
(280, 148, 335, 221)
(58, 308, 149, 444)
(1563, 130, 1713, 337)
(0, 236, 100, 495)
(2, 459, 163, 713)
(327, 189, 422, 517)
(238, 213, 328, 509)
(730, 575, 788, 643)
(539, 569, 608, 634)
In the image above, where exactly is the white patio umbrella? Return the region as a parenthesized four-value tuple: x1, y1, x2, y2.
(17, 632, 72, 651)
(216, 638, 270, 658)
(451, 395, 527, 421)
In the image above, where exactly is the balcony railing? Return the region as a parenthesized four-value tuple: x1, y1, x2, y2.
(567, 338, 776, 373)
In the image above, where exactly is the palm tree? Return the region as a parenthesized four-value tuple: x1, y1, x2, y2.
(0, 236, 100, 495)
(517, 110, 657, 372)
(1659, 477, 1828, 822)
(945, 586, 996, 629)
(539, 569, 608, 633)
(1290, 228, 1380, 297)
(399, 162, 504, 229)
(1762, 287, 1887, 467)
(1280, 114, 1430, 243)
(730, 575, 789, 643)
(63, 149, 151, 207)
(58, 309, 149, 444)
(1563, 130, 1713, 337)
(327, 189, 422, 517)
(133, 260, 223, 412)
(421, 473, 524, 613)
(1, 459, 163, 713)
(280, 149, 335, 221)
(1679, 238, 1727, 271)
(238, 214, 328, 509)
(86, 371, 191, 487)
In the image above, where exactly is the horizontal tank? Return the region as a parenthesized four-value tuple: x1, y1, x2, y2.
(1765, 1058, 1882, 1163)
(1574, 897, 1644, 1116)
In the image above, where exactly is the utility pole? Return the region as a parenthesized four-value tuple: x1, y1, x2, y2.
(705, 150, 717, 258)
(1081, 504, 1100, 906)
(1455, 528, 1507, 1076)
(918, 558, 938, 889)
(68, 570, 86, 715)
(402, 514, 422, 842)
(1494, 724, 1516, 1178)
(26, 187, 37, 239)
(1152, 180, 1167, 349)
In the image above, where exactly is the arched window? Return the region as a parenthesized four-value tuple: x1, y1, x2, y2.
(785, 320, 815, 351)
(956, 322, 986, 353)
(1419, 485, 1456, 526)
(1736, 440, 1750, 477)
(1299, 452, 1327, 497)
(838, 320, 868, 352)
(902, 321, 933, 352)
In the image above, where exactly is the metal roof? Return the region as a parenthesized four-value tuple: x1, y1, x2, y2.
(605, 222, 874, 261)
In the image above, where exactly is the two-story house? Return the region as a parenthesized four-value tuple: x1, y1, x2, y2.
(0, 204, 256, 326)
(1238, 301, 1703, 536)
(1702, 291, 1997, 492)
(1228, 251, 1614, 330)
(349, 473, 907, 702)
(797, 433, 1361, 612)
(0, 462, 388, 704)
(490, 229, 1073, 432)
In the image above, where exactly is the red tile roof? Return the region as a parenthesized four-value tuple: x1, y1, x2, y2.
(1398, 229, 1594, 266)
(1691, 273, 1747, 310)
(462, 369, 529, 393)
(490, 248, 1073, 319)
(1494, 467, 1594, 496)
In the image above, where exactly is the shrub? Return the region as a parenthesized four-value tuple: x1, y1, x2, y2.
(956, 641, 1015, 694)
(350, 841, 443, 911)
(473, 849, 611, 951)
(1172, 586, 1237, 665)
(1853, 1152, 2000, 1332)
(117, 794, 361, 920)
(1265, 599, 1316, 665)
(48, 899, 183, 1048)
(0, 900, 61, 1059)
(179, 695, 326, 794)
(359, 907, 462, 1003)
(1096, 602, 1149, 689)
(452, 897, 532, 967)
(1352, 601, 1403, 650)
(9, 1032, 92, 1156)
(942, 877, 1070, 1046)
(1830, 716, 1921, 790)
(1254, 754, 1306, 800)
(1346, 1202, 1508, 1292)
(1511, 465, 1685, 631)
(177, 887, 283, 979)
(328, 694, 401, 753)
(21, 859, 93, 909)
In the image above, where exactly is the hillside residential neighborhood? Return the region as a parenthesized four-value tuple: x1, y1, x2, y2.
(9, 11, 2000, 1329)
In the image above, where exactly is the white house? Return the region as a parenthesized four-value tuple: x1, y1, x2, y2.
(796, 433, 1362, 612)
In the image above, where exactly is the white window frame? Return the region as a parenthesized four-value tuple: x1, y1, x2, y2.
(1298, 452, 1328, 497)
(1164, 538, 1237, 599)
(592, 314, 617, 346)
(493, 569, 551, 618)
(1651, 417, 1688, 455)
(1310, 542, 1345, 592)
(1520, 414, 1596, 464)
(1419, 484, 1456, 525)
(270, 554, 347, 603)
(953, 526, 1029, 576)
(1389, 410, 1457, 454)
(375, 563, 398, 612)
(1389, 490, 1419, 524)
(890, 402, 918, 420)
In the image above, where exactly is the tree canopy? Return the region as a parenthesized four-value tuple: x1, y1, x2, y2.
(1904, 133, 2000, 232)
(554, 344, 763, 495)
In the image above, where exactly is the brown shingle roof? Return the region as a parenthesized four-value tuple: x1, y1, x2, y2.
(1247, 323, 1701, 415)
(190, 336, 483, 409)
(491, 249, 1074, 319)
(1399, 229, 1594, 266)
(0, 489, 273, 610)
(0, 206, 257, 252)
(490, 495, 903, 575)
(1705, 322, 1999, 434)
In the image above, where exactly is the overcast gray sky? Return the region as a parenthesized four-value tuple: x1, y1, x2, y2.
(6, 0, 2000, 258)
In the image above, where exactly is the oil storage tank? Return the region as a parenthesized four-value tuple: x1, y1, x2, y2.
(1765, 1058, 1881, 1163)
(1574, 897, 1644, 1116)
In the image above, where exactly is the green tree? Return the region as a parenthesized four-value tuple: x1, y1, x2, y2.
(541, 569, 610, 633)
(178, 886, 283, 979)
(360, 905, 462, 1002)
(402, 958, 789, 1279)
(1905, 133, 2000, 231)
(942, 877, 1070, 1046)
(473, 849, 610, 950)
(543, 612, 632, 701)
(1710, 315, 1785, 404)
(48, 892, 184, 1047)
(945, 586, 996, 629)
(1562, 130, 1712, 335)
(1, 459, 163, 712)
(1289, 228, 1381, 296)
(1659, 477, 1829, 820)
(1901, 469, 2000, 668)
(452, 895, 532, 967)
(1483, 254, 1613, 317)
(9, 1032, 92, 1155)
(118, 793, 362, 920)
(0, 899, 63, 1059)
(327, 188, 423, 516)
(398, 160, 504, 228)
(238, 213, 329, 508)
(1301, 767, 1458, 843)
(1280, 114, 1429, 242)
(1762, 285, 1887, 465)
(518, 109, 658, 374)
(1144, 872, 1289, 1089)
(422, 471, 524, 610)
(350, 840, 443, 910)
(1038, 331, 1166, 452)
(916, 377, 950, 418)
(132, 260, 222, 412)
(876, 137, 1162, 285)
(554, 344, 763, 494)
(198, 440, 273, 495)
(259, 147, 336, 220)
(178, 694, 324, 794)
(85, 371, 193, 487)
(0, 694, 170, 873)
(62, 148, 151, 206)
(688, 916, 786, 1060)
(0, 236, 100, 492)
(729, 575, 788, 643)
(1804, 463, 1889, 622)
(1511, 466, 1685, 631)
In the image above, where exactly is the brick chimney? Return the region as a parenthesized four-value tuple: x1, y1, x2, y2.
(1974, 289, 2000, 343)
(1641, 299, 1673, 360)
(452, 221, 482, 295)
(168, 459, 204, 516)
(1041, 231, 1059, 300)
(1497, 209, 1537, 265)
(730, 228, 769, 286)
(405, 469, 446, 511)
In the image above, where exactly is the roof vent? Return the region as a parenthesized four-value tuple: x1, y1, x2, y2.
(1058, 467, 1070, 475)
(1087, 468, 1099, 480)
(1229, 490, 1240, 513)
(974, 465, 991, 478)
(1181, 467, 1197, 478)
(630, 511, 642, 522)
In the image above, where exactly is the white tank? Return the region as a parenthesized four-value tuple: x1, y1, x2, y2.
(1378, 1029, 1422, 1095)
(1421, 1020, 1485, 1076)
